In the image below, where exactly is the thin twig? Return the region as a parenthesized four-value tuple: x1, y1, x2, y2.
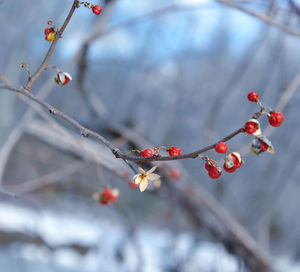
(24, 0, 78, 91)
(4, 160, 87, 194)
(217, 0, 300, 37)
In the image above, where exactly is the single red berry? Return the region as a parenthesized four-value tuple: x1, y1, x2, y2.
(170, 169, 181, 179)
(205, 160, 217, 171)
(247, 92, 259, 102)
(129, 181, 138, 189)
(215, 142, 228, 154)
(92, 5, 102, 15)
(269, 111, 284, 127)
(208, 167, 221, 179)
(260, 140, 269, 152)
(244, 121, 258, 134)
(140, 148, 154, 163)
(168, 146, 182, 156)
(140, 148, 154, 157)
(223, 163, 236, 173)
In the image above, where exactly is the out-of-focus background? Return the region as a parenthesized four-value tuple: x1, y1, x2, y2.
(1, 0, 300, 271)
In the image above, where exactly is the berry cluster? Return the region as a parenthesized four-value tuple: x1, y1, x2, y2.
(98, 92, 285, 200)
(204, 142, 243, 179)
(245, 92, 283, 155)
(246, 92, 284, 127)
(200, 92, 284, 180)
(98, 188, 119, 205)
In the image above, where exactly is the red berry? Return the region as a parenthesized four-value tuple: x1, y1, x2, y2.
(244, 121, 258, 134)
(170, 169, 181, 179)
(208, 167, 221, 179)
(168, 146, 182, 156)
(140, 148, 154, 157)
(205, 160, 217, 171)
(140, 148, 154, 162)
(269, 111, 284, 127)
(223, 163, 236, 173)
(129, 181, 138, 189)
(215, 142, 228, 154)
(247, 92, 259, 102)
(92, 5, 102, 15)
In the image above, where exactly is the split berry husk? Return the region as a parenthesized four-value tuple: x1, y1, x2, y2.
(92, 5, 102, 15)
(251, 136, 274, 155)
(205, 160, 217, 171)
(215, 142, 228, 154)
(224, 152, 243, 173)
(231, 152, 243, 169)
(45, 32, 55, 42)
(54, 72, 72, 86)
(168, 146, 182, 156)
(223, 163, 236, 173)
(44, 27, 56, 42)
(244, 119, 261, 136)
(247, 92, 259, 102)
(268, 111, 284, 127)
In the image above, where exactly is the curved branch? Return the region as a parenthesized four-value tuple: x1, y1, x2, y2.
(0, 84, 251, 165)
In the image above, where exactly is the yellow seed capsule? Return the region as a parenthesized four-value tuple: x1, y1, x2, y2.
(46, 32, 55, 42)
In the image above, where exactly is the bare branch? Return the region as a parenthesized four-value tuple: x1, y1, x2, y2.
(0, 83, 251, 165)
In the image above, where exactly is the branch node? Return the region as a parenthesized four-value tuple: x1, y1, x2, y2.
(112, 149, 120, 157)
(80, 128, 89, 137)
(49, 107, 56, 114)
